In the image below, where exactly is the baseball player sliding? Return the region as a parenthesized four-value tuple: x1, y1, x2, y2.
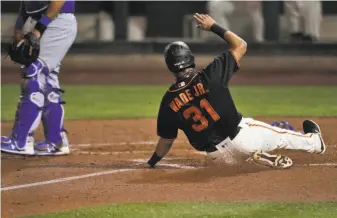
(1, 1, 77, 156)
(147, 13, 326, 169)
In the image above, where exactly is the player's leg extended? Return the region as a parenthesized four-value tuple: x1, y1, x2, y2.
(32, 13, 76, 155)
(232, 118, 325, 168)
(1, 60, 46, 155)
(235, 118, 325, 153)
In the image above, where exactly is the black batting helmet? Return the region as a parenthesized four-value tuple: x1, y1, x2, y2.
(164, 41, 195, 73)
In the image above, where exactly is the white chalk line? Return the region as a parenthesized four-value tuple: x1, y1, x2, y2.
(1, 159, 197, 192)
(1, 168, 133, 191)
(72, 149, 200, 156)
(73, 150, 151, 155)
(132, 158, 198, 169)
(70, 140, 188, 148)
(299, 163, 337, 167)
(70, 140, 197, 156)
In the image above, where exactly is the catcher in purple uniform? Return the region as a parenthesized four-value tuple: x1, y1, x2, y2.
(1, 1, 77, 156)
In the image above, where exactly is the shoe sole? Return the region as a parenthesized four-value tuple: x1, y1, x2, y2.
(247, 151, 293, 169)
(304, 120, 326, 154)
(34, 147, 71, 156)
(317, 134, 326, 154)
(1, 148, 35, 156)
(1, 148, 70, 156)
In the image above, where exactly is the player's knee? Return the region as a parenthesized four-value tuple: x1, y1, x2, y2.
(21, 78, 45, 108)
(51, 64, 60, 74)
(45, 87, 65, 105)
(22, 59, 48, 78)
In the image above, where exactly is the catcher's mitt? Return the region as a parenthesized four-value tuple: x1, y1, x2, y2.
(7, 32, 40, 66)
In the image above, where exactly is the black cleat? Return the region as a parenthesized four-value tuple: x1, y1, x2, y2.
(303, 120, 321, 134)
(303, 120, 326, 154)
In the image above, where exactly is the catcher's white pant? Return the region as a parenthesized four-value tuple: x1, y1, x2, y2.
(19, 14, 77, 148)
(207, 118, 322, 165)
(284, 0, 322, 39)
(22, 14, 77, 75)
(20, 13, 77, 95)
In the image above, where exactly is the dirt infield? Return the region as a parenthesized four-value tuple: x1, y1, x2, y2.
(1, 56, 337, 218)
(1, 118, 337, 217)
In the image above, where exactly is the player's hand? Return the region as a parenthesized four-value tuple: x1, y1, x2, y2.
(137, 162, 155, 169)
(147, 161, 156, 168)
(32, 29, 41, 39)
(16, 30, 40, 48)
(14, 29, 22, 41)
(16, 39, 25, 48)
(193, 13, 216, 31)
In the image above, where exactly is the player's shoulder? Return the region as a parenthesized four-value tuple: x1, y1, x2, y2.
(210, 52, 230, 65)
(158, 90, 176, 115)
(203, 50, 239, 75)
(160, 81, 190, 108)
(160, 88, 174, 103)
(211, 50, 236, 64)
(202, 53, 223, 72)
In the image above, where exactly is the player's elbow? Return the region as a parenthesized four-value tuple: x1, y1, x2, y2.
(231, 40, 247, 61)
(239, 40, 247, 55)
(231, 39, 247, 54)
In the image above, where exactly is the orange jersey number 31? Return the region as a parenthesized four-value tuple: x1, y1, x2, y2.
(183, 99, 220, 132)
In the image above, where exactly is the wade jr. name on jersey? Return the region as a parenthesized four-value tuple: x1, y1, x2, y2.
(169, 82, 209, 112)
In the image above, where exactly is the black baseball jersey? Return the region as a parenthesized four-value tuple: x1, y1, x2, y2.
(157, 50, 242, 151)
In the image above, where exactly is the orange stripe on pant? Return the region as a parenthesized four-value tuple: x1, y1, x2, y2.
(247, 124, 313, 138)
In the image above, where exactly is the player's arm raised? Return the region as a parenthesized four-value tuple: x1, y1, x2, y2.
(147, 138, 175, 168)
(32, 0, 66, 39)
(193, 13, 247, 62)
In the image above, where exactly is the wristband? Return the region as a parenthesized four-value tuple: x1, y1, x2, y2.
(40, 15, 52, 26)
(147, 152, 163, 167)
(210, 23, 228, 38)
(34, 15, 52, 35)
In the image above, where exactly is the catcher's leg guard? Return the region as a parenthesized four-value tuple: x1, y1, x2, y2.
(1, 60, 47, 155)
(19, 59, 46, 78)
(42, 87, 67, 146)
(9, 78, 44, 149)
(35, 72, 69, 155)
